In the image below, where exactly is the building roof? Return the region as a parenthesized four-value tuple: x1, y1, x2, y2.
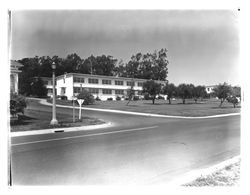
(10, 60, 23, 73)
(205, 85, 216, 88)
(11, 60, 23, 68)
(56, 72, 167, 83)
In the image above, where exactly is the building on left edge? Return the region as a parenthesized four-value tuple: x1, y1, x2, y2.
(10, 60, 23, 94)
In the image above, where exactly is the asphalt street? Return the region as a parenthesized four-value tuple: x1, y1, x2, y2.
(10, 101, 240, 185)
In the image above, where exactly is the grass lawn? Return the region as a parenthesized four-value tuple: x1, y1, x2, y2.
(10, 103, 104, 132)
(49, 98, 241, 117)
(183, 160, 240, 186)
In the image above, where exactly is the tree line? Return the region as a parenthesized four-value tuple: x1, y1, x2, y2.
(143, 81, 241, 108)
(17, 49, 169, 96)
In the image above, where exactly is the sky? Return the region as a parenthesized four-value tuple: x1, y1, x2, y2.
(10, 10, 240, 86)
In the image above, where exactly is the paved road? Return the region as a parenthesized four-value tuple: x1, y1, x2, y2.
(10, 100, 240, 185)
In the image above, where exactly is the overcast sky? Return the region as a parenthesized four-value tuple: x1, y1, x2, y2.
(10, 10, 240, 86)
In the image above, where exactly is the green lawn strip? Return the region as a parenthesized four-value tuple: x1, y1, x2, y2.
(183, 160, 240, 186)
(10, 108, 104, 132)
(47, 98, 241, 117)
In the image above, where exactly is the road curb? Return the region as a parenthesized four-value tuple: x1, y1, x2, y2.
(40, 99, 240, 119)
(10, 122, 113, 137)
(167, 155, 240, 186)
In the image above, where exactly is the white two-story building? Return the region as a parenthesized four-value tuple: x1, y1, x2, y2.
(56, 73, 166, 100)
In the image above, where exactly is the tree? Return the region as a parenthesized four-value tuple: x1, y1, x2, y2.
(213, 82, 232, 107)
(77, 89, 95, 105)
(227, 86, 241, 108)
(231, 86, 241, 98)
(31, 77, 48, 97)
(162, 83, 176, 104)
(93, 55, 117, 76)
(125, 49, 169, 81)
(227, 96, 239, 108)
(113, 59, 127, 77)
(18, 57, 41, 96)
(10, 93, 27, 117)
(61, 53, 83, 73)
(192, 85, 207, 103)
(126, 79, 135, 106)
(177, 84, 192, 104)
(143, 80, 162, 104)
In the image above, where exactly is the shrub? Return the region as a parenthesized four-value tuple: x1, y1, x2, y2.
(107, 97, 113, 101)
(157, 95, 164, 100)
(77, 89, 95, 105)
(133, 96, 139, 101)
(144, 93, 152, 100)
(95, 96, 101, 101)
(10, 93, 27, 116)
(116, 96, 121, 101)
(60, 95, 68, 100)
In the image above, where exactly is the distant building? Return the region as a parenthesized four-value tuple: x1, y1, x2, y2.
(10, 60, 23, 94)
(205, 85, 216, 94)
(55, 73, 166, 100)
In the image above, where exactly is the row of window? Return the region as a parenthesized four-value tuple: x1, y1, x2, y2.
(73, 87, 127, 95)
(73, 76, 144, 86)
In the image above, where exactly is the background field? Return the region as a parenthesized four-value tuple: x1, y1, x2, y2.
(52, 98, 241, 117)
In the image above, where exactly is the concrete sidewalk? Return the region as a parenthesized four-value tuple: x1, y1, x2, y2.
(10, 122, 113, 137)
(40, 99, 240, 119)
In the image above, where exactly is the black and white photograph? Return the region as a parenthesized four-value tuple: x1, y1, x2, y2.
(4, 1, 248, 191)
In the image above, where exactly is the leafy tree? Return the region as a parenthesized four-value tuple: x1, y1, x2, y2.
(226, 86, 241, 108)
(192, 85, 207, 103)
(113, 59, 127, 77)
(10, 93, 27, 117)
(213, 82, 232, 107)
(231, 86, 241, 98)
(126, 79, 135, 106)
(38, 56, 53, 77)
(78, 56, 93, 74)
(18, 57, 41, 95)
(77, 89, 95, 105)
(125, 49, 169, 81)
(150, 48, 169, 81)
(93, 55, 117, 76)
(162, 83, 176, 104)
(125, 53, 142, 78)
(61, 53, 83, 73)
(227, 96, 239, 108)
(177, 84, 193, 104)
(30, 77, 48, 97)
(143, 80, 162, 104)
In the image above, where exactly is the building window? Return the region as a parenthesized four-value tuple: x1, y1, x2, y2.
(138, 82, 143, 87)
(115, 90, 124, 95)
(115, 80, 124, 85)
(88, 78, 99, 84)
(73, 77, 85, 83)
(44, 80, 49, 85)
(88, 88, 99, 94)
(73, 87, 81, 93)
(102, 79, 111, 85)
(102, 89, 112, 94)
(127, 81, 135, 86)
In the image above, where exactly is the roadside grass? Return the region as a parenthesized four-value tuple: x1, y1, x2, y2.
(10, 105, 104, 132)
(183, 160, 240, 186)
(48, 98, 241, 117)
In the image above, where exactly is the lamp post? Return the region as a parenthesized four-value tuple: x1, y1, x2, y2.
(50, 62, 58, 125)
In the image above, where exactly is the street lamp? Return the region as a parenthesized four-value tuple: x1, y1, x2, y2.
(50, 62, 58, 125)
